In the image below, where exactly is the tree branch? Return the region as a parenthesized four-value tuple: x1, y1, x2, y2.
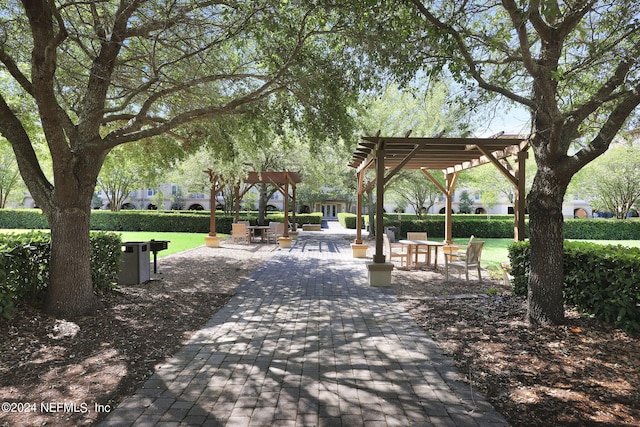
(568, 83, 640, 175)
(410, 0, 535, 109)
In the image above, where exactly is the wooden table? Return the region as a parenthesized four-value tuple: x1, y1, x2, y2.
(247, 225, 270, 242)
(398, 239, 445, 268)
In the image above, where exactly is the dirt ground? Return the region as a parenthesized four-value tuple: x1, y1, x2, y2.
(1, 241, 638, 426)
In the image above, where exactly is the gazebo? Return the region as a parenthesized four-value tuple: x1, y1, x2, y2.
(204, 170, 302, 247)
(348, 132, 530, 286)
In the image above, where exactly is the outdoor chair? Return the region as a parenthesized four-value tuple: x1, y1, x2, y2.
(406, 232, 430, 264)
(231, 223, 251, 244)
(383, 233, 410, 267)
(266, 221, 284, 243)
(238, 220, 253, 239)
(445, 240, 484, 282)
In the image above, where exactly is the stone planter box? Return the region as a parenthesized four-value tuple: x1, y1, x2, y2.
(351, 243, 368, 258)
(278, 237, 292, 248)
(204, 235, 222, 248)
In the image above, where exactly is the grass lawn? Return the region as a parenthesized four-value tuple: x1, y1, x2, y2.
(450, 238, 514, 271)
(0, 229, 220, 258)
(117, 231, 214, 257)
(451, 237, 640, 272)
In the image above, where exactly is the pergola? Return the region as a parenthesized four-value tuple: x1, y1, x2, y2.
(348, 133, 530, 278)
(205, 170, 302, 241)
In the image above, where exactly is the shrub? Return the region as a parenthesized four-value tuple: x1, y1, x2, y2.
(0, 209, 49, 229)
(508, 240, 640, 333)
(338, 213, 366, 229)
(564, 219, 640, 240)
(358, 215, 522, 239)
(267, 212, 323, 226)
(0, 231, 121, 318)
(90, 232, 123, 290)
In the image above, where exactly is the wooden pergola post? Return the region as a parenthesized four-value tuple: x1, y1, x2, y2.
(373, 143, 386, 264)
(350, 168, 370, 258)
(355, 170, 364, 245)
(291, 181, 297, 232)
(234, 185, 241, 223)
(514, 150, 528, 241)
(444, 172, 460, 244)
(283, 176, 290, 238)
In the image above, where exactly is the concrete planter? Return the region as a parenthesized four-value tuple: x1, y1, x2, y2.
(351, 243, 368, 258)
(204, 235, 222, 248)
(288, 231, 299, 240)
(366, 262, 394, 287)
(278, 237, 292, 248)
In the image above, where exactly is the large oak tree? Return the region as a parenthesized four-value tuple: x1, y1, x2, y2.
(0, 0, 363, 318)
(351, 0, 640, 325)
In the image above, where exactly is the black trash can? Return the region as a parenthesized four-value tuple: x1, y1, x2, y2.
(118, 241, 150, 285)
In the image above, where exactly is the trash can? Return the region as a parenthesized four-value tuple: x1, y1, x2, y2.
(118, 241, 151, 285)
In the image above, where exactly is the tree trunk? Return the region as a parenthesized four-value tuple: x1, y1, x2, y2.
(526, 167, 568, 326)
(45, 206, 101, 318)
(258, 184, 268, 225)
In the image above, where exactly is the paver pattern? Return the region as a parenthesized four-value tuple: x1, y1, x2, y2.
(99, 224, 507, 426)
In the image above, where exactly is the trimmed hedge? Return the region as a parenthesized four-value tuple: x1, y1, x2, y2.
(0, 209, 325, 234)
(0, 209, 49, 229)
(338, 213, 363, 229)
(0, 231, 121, 319)
(351, 215, 522, 238)
(508, 241, 640, 333)
(564, 219, 640, 240)
(338, 213, 640, 240)
(268, 212, 323, 226)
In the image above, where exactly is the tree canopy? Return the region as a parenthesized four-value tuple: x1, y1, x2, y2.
(0, 0, 373, 317)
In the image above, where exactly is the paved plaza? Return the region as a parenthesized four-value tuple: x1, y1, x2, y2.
(99, 223, 507, 426)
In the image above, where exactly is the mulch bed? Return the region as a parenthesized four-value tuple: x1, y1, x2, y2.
(404, 295, 640, 426)
(1, 251, 638, 426)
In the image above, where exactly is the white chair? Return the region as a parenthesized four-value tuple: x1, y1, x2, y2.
(231, 223, 250, 244)
(406, 231, 429, 264)
(445, 240, 485, 281)
(383, 233, 410, 267)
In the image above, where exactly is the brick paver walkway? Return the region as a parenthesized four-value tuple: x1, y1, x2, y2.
(99, 223, 507, 426)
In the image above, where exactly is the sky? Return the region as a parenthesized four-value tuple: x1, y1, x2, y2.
(475, 104, 532, 137)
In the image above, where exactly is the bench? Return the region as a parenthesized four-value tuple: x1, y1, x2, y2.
(302, 224, 322, 231)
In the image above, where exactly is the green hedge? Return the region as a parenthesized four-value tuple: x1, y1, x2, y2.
(0, 231, 121, 319)
(0, 209, 325, 234)
(563, 219, 640, 239)
(360, 215, 521, 239)
(267, 212, 323, 226)
(338, 213, 363, 229)
(0, 209, 49, 229)
(338, 213, 640, 240)
(508, 241, 640, 333)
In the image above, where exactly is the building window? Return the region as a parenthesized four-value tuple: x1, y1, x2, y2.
(147, 188, 157, 197)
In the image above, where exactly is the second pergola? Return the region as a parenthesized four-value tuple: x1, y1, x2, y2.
(348, 133, 530, 286)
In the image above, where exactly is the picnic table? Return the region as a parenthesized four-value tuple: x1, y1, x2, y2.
(398, 239, 444, 268)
